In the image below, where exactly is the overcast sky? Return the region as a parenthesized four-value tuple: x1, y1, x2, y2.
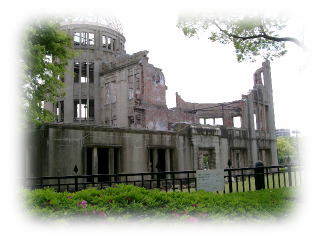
(114, 10, 307, 131)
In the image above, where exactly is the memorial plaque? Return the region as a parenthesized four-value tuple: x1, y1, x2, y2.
(196, 169, 224, 192)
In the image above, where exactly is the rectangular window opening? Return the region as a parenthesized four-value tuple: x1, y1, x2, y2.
(128, 88, 134, 100)
(113, 39, 116, 51)
(55, 104, 59, 120)
(60, 101, 64, 122)
(74, 99, 88, 120)
(206, 118, 214, 125)
(81, 62, 88, 83)
(102, 35, 107, 48)
(89, 99, 94, 119)
(253, 113, 257, 130)
(214, 118, 223, 125)
(89, 62, 94, 83)
(233, 116, 241, 128)
(74, 62, 79, 83)
(74, 32, 80, 46)
(81, 32, 88, 46)
(107, 37, 112, 50)
(88, 33, 94, 46)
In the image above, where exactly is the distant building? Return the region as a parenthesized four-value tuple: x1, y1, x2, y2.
(276, 129, 291, 137)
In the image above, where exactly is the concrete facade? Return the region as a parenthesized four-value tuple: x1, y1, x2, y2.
(28, 22, 278, 178)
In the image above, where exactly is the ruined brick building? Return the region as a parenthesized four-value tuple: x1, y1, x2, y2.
(26, 21, 278, 178)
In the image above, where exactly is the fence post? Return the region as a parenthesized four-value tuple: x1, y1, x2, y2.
(75, 176, 78, 192)
(288, 165, 293, 187)
(228, 169, 233, 193)
(254, 161, 265, 190)
(187, 172, 190, 192)
(156, 173, 160, 189)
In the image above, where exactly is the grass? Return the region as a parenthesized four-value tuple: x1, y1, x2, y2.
(23, 184, 298, 223)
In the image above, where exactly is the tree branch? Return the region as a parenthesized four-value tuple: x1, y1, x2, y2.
(213, 21, 304, 48)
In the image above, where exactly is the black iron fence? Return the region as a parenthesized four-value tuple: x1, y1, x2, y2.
(23, 165, 300, 193)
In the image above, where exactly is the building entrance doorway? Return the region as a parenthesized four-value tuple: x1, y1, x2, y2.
(86, 146, 121, 182)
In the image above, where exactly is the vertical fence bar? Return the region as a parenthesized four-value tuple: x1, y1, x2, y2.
(157, 173, 160, 189)
(236, 176, 239, 192)
(277, 167, 281, 188)
(187, 172, 190, 193)
(288, 165, 292, 187)
(265, 168, 270, 188)
(248, 175, 251, 191)
(272, 168, 275, 189)
(165, 179, 168, 192)
(173, 179, 175, 192)
(75, 176, 78, 192)
(228, 169, 233, 193)
(241, 169, 245, 192)
(180, 179, 183, 192)
(141, 174, 144, 188)
(283, 169, 287, 187)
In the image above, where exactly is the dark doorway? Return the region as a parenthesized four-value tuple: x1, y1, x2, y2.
(98, 148, 109, 182)
(157, 149, 166, 172)
(157, 149, 166, 182)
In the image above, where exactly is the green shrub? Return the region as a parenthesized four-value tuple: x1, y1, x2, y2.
(23, 184, 297, 222)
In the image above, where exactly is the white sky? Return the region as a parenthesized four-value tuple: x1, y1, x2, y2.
(114, 10, 307, 131)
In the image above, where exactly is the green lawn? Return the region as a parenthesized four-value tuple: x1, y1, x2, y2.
(23, 184, 298, 223)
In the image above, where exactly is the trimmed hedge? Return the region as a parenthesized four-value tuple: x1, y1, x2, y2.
(23, 185, 297, 222)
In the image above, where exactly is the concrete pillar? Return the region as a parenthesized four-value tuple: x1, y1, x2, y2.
(92, 147, 98, 174)
(109, 148, 115, 174)
(86, 61, 90, 122)
(115, 148, 121, 173)
(165, 149, 171, 171)
(152, 149, 158, 172)
(208, 149, 216, 169)
(165, 149, 171, 178)
(64, 60, 74, 123)
(247, 94, 258, 166)
(96, 61, 102, 124)
(262, 61, 278, 165)
(79, 62, 82, 123)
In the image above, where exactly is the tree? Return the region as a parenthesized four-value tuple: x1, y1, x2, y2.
(21, 19, 74, 126)
(177, 13, 304, 62)
(277, 137, 297, 164)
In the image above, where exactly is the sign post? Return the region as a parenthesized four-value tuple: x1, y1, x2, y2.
(196, 169, 224, 192)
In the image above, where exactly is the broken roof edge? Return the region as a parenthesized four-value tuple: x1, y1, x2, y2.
(44, 122, 184, 135)
(60, 21, 126, 41)
(100, 50, 149, 75)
